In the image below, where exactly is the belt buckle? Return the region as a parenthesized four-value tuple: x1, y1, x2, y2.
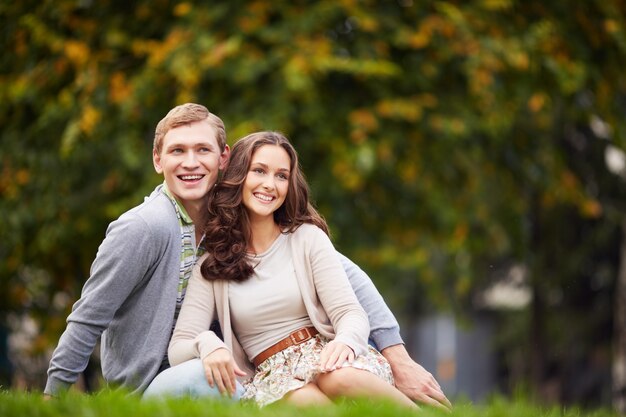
(290, 328, 311, 345)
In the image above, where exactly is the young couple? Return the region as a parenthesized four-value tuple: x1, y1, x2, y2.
(44, 103, 450, 409)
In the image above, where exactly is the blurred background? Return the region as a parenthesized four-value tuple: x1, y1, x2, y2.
(1, 0, 625, 411)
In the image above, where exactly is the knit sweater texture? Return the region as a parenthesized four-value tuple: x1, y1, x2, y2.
(45, 185, 181, 395)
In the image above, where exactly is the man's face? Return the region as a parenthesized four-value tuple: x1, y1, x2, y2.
(153, 120, 229, 214)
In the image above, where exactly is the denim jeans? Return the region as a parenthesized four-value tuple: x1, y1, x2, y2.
(142, 358, 245, 399)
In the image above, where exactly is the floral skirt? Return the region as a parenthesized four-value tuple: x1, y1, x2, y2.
(241, 334, 394, 407)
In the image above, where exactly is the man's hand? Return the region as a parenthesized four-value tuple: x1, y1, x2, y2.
(381, 344, 452, 410)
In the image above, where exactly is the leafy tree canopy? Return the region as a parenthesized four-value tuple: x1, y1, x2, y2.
(1, 1, 625, 359)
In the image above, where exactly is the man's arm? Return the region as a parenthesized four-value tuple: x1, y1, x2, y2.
(337, 252, 402, 350)
(337, 252, 451, 409)
(44, 213, 158, 396)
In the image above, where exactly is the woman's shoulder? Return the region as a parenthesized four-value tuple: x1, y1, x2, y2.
(289, 223, 332, 249)
(191, 252, 210, 279)
(292, 222, 327, 237)
(191, 253, 229, 284)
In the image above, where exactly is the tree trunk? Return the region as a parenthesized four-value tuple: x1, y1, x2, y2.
(528, 194, 547, 400)
(530, 278, 546, 399)
(613, 218, 626, 413)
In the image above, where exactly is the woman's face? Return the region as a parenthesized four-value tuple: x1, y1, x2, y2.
(242, 144, 291, 222)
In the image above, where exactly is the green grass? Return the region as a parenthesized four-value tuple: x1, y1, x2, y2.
(0, 390, 619, 417)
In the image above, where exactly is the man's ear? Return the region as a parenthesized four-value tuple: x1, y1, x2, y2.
(219, 144, 230, 170)
(153, 149, 163, 174)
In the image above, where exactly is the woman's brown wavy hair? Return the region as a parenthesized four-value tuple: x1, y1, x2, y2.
(200, 131, 328, 282)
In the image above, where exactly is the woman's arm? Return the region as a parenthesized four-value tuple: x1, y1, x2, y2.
(168, 262, 226, 365)
(168, 262, 245, 395)
(303, 225, 370, 357)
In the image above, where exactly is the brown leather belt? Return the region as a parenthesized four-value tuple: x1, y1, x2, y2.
(253, 327, 319, 368)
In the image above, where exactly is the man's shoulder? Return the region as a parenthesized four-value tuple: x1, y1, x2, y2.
(112, 188, 178, 235)
(129, 189, 173, 217)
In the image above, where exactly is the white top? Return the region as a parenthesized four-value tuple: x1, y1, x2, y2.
(229, 233, 312, 360)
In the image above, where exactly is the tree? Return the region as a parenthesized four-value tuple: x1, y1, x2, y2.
(1, 1, 625, 406)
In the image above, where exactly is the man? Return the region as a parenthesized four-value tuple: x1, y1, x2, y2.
(44, 103, 449, 409)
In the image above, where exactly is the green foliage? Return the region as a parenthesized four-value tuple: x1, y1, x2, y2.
(0, 390, 620, 417)
(1, 1, 625, 397)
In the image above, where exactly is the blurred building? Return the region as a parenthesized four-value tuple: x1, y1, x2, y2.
(407, 312, 497, 402)
(406, 265, 531, 402)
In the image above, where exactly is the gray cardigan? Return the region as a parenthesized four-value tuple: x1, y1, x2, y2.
(44, 186, 403, 395)
(45, 186, 181, 395)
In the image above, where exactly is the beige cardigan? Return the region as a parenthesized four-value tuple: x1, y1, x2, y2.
(168, 223, 370, 379)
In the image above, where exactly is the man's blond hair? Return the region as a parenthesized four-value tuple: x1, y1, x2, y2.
(153, 103, 226, 154)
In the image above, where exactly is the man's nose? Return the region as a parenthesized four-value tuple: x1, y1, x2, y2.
(182, 151, 199, 167)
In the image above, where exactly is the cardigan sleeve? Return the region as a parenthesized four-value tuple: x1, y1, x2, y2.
(301, 225, 370, 356)
(168, 259, 227, 365)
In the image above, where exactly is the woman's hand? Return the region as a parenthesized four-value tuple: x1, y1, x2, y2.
(202, 348, 246, 396)
(319, 340, 355, 372)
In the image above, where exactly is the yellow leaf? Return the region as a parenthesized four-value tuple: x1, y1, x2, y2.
(581, 199, 602, 218)
(409, 32, 431, 49)
(349, 109, 379, 132)
(451, 118, 466, 135)
(480, 0, 513, 11)
(605, 19, 619, 34)
(376, 98, 422, 121)
(238, 1, 269, 33)
(201, 38, 242, 68)
(79, 106, 101, 134)
(400, 163, 418, 183)
(510, 51, 529, 70)
(528, 93, 546, 112)
(64, 40, 90, 66)
(350, 130, 367, 144)
(332, 160, 362, 191)
(16, 169, 30, 185)
(176, 89, 196, 104)
(173, 2, 192, 17)
(109, 72, 132, 104)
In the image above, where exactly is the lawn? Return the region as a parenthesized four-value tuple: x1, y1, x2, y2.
(0, 390, 619, 417)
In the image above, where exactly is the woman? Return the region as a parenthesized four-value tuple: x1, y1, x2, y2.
(168, 132, 415, 407)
